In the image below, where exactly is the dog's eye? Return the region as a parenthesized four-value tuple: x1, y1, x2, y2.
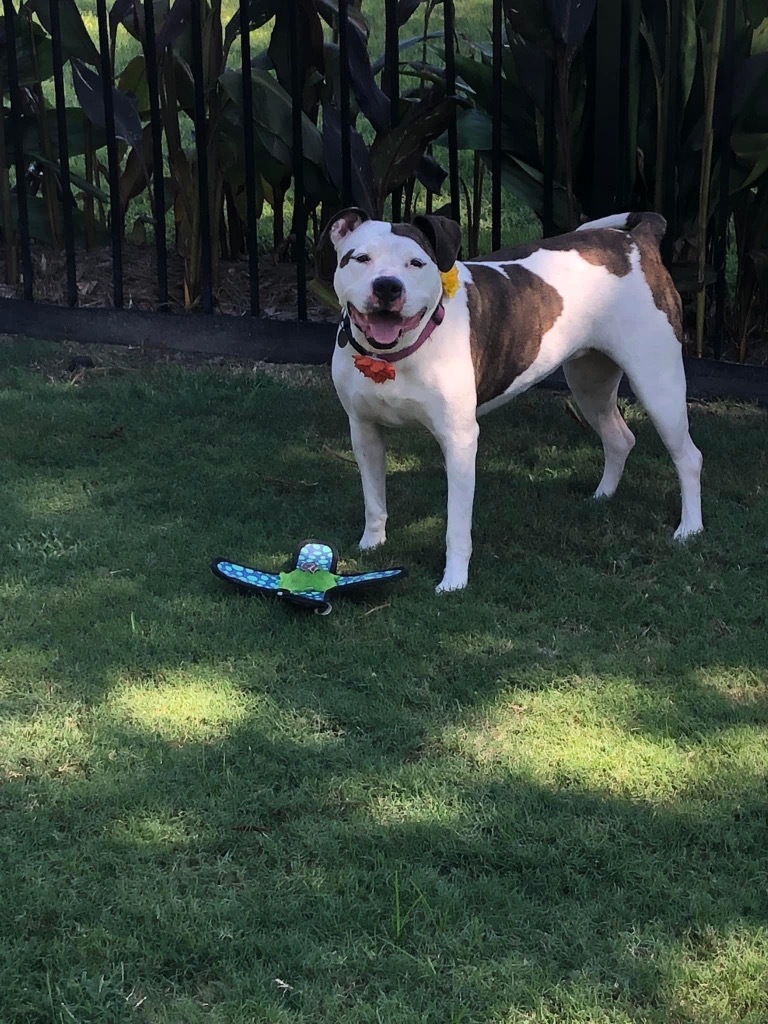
(355, 254, 371, 264)
(410, 258, 426, 268)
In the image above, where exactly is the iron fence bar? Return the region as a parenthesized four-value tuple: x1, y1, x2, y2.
(2, 0, 33, 299)
(189, 0, 213, 313)
(338, 0, 353, 206)
(491, 0, 502, 250)
(384, 0, 401, 222)
(48, 0, 77, 306)
(143, 0, 169, 309)
(443, 0, 460, 224)
(290, 7, 307, 320)
(713, 0, 736, 361)
(661, 0, 681, 266)
(239, 0, 260, 315)
(96, 0, 123, 307)
(543, 58, 556, 237)
(622, 0, 642, 207)
(592, 0, 622, 216)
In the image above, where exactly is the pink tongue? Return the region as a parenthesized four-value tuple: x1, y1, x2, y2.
(367, 317, 402, 345)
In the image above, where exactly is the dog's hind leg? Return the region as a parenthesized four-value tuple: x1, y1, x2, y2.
(617, 330, 703, 541)
(349, 416, 388, 550)
(563, 350, 636, 499)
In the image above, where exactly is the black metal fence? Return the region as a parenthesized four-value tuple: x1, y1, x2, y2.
(0, 0, 766, 374)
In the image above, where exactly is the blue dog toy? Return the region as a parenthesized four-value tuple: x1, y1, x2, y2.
(211, 540, 407, 615)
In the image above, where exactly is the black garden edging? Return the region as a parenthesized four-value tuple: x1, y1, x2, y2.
(2, 296, 768, 406)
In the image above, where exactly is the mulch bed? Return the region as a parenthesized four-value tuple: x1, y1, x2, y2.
(0, 242, 338, 323)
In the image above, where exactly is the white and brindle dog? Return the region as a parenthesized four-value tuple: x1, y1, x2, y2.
(320, 208, 703, 594)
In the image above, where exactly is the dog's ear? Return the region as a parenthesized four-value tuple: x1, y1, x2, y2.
(315, 207, 370, 282)
(411, 214, 462, 272)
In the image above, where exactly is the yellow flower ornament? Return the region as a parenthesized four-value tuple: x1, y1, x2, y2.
(440, 264, 460, 299)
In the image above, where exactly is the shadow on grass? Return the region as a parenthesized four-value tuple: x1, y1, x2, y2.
(2, 340, 768, 1022)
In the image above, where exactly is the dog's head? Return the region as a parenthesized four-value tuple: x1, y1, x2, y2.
(318, 208, 462, 350)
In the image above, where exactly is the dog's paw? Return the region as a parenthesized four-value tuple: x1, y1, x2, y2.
(673, 523, 704, 542)
(592, 485, 615, 501)
(435, 574, 468, 595)
(359, 531, 386, 551)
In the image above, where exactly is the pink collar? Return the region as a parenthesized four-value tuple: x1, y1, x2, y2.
(339, 302, 445, 363)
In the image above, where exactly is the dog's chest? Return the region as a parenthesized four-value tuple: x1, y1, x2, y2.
(332, 349, 434, 427)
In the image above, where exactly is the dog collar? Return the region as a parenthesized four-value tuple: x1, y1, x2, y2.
(337, 303, 445, 383)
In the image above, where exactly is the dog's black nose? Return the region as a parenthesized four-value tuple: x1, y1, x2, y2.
(372, 276, 404, 305)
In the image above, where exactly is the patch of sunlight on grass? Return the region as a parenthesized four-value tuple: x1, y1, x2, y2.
(697, 664, 768, 699)
(448, 686, 690, 800)
(387, 451, 427, 473)
(104, 673, 253, 742)
(401, 516, 444, 543)
(10, 477, 95, 518)
(442, 670, 768, 809)
(109, 811, 208, 847)
(0, 711, 88, 780)
(671, 926, 768, 1020)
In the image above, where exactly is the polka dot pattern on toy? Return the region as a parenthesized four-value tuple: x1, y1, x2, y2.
(296, 542, 335, 572)
(217, 561, 280, 590)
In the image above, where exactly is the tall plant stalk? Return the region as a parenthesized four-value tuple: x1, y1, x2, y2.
(696, 0, 726, 357)
(0, 84, 17, 284)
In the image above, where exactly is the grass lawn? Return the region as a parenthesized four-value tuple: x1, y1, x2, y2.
(2, 338, 768, 1023)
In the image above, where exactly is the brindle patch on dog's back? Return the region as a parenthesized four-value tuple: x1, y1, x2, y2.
(630, 221, 683, 342)
(467, 264, 564, 406)
(476, 228, 633, 277)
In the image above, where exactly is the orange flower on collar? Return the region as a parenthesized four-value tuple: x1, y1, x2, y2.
(354, 355, 397, 383)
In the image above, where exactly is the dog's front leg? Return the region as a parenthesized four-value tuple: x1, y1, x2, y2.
(435, 420, 480, 594)
(349, 416, 388, 550)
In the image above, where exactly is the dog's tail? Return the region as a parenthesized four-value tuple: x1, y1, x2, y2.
(576, 211, 667, 245)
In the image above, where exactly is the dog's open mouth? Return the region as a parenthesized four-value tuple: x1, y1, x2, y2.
(349, 304, 426, 349)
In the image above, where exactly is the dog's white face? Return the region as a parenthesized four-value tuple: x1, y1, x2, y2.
(329, 215, 443, 351)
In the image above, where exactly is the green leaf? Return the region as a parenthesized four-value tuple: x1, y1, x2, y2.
(223, 0, 281, 59)
(28, 153, 109, 201)
(502, 0, 553, 51)
(432, 107, 517, 152)
(0, 14, 54, 85)
(746, 0, 768, 26)
(543, 0, 597, 50)
(670, 262, 718, 292)
(322, 102, 374, 213)
(483, 152, 576, 230)
(212, 105, 266, 220)
(219, 70, 334, 203)
(71, 59, 144, 149)
(26, 0, 100, 65)
(732, 131, 768, 188)
(369, 95, 458, 215)
(453, 53, 540, 166)
(119, 124, 154, 217)
(751, 17, 768, 54)
(268, 0, 325, 112)
(19, 109, 106, 160)
(0, 193, 107, 245)
(118, 55, 151, 118)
